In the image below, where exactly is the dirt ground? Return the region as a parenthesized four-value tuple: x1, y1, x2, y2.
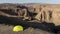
(0, 24, 56, 34)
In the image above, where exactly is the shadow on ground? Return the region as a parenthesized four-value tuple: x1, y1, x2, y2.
(0, 16, 60, 34)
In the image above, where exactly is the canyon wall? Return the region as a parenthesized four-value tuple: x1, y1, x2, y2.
(0, 3, 60, 26)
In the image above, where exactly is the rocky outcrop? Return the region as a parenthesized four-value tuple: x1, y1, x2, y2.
(0, 4, 60, 26)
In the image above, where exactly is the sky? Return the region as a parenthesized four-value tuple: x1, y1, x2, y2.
(0, 0, 60, 4)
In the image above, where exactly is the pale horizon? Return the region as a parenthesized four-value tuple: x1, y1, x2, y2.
(0, 0, 60, 4)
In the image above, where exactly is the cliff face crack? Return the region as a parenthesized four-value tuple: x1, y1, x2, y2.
(48, 11, 52, 21)
(43, 11, 46, 22)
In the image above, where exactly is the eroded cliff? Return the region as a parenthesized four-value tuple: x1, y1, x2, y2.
(0, 3, 60, 26)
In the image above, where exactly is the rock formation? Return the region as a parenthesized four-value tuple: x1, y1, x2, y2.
(0, 3, 60, 26)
